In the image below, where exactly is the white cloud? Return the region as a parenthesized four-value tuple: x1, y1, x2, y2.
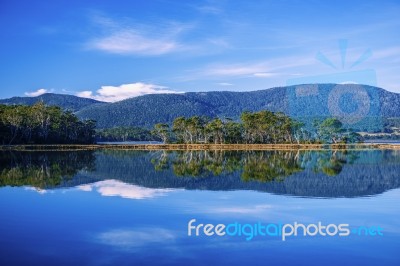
(76, 82, 182, 102)
(24, 88, 49, 97)
(77, 179, 177, 199)
(76, 90, 94, 98)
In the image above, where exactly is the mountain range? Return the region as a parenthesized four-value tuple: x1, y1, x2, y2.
(1, 84, 399, 130)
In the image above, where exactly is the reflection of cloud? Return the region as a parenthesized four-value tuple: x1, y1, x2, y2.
(95, 228, 175, 249)
(77, 180, 176, 199)
(207, 204, 273, 214)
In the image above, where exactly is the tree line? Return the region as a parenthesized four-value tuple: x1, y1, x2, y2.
(95, 126, 160, 142)
(0, 102, 95, 144)
(0, 102, 362, 145)
(153, 110, 362, 144)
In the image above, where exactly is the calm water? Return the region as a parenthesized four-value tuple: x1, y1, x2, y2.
(0, 150, 399, 266)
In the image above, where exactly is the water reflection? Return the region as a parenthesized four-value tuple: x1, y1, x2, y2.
(151, 150, 355, 181)
(0, 151, 95, 189)
(77, 180, 176, 199)
(1, 149, 400, 198)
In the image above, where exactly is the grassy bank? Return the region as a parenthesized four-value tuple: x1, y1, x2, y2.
(1, 143, 400, 151)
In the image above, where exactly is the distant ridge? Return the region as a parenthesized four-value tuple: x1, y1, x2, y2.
(76, 84, 400, 129)
(0, 93, 106, 112)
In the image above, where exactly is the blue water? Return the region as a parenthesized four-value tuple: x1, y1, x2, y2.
(0, 150, 399, 266)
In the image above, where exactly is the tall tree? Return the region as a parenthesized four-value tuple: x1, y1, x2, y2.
(153, 123, 171, 143)
(317, 118, 345, 143)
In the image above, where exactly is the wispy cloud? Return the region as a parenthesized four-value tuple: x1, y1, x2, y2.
(203, 62, 269, 77)
(86, 14, 191, 56)
(196, 5, 222, 15)
(206, 38, 231, 49)
(88, 30, 180, 55)
(253, 72, 276, 78)
(77, 179, 177, 199)
(372, 46, 400, 61)
(207, 204, 273, 214)
(176, 54, 318, 82)
(76, 82, 182, 102)
(24, 88, 51, 97)
(95, 228, 176, 250)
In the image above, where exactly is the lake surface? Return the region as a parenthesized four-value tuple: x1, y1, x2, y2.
(0, 150, 399, 266)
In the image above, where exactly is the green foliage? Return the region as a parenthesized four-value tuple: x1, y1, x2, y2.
(316, 118, 345, 143)
(172, 116, 209, 143)
(0, 102, 95, 144)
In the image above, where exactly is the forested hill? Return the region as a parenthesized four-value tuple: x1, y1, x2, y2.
(0, 93, 106, 112)
(76, 84, 400, 129)
(1, 84, 399, 129)
(76, 88, 287, 128)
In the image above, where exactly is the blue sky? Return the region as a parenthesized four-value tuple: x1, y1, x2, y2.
(0, 0, 399, 101)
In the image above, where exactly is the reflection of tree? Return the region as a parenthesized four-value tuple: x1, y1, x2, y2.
(150, 150, 358, 182)
(241, 151, 303, 182)
(150, 150, 242, 177)
(171, 151, 240, 177)
(0, 151, 95, 188)
(309, 150, 355, 176)
(151, 151, 170, 171)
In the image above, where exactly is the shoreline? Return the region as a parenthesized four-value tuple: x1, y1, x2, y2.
(1, 143, 400, 151)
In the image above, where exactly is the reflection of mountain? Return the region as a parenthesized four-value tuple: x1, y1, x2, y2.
(1, 150, 399, 198)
